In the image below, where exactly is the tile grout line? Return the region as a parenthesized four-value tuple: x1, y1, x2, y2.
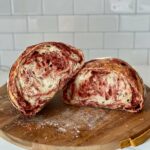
(10, 0, 13, 16)
(0, 31, 150, 34)
(73, 0, 74, 15)
(117, 48, 119, 58)
(41, 0, 44, 16)
(10, 0, 15, 50)
(147, 49, 149, 65)
(102, 32, 104, 49)
(0, 50, 1, 66)
(72, 0, 75, 45)
(149, 14, 150, 32)
(42, 32, 44, 42)
(26, 16, 29, 33)
(133, 32, 136, 49)
(135, 0, 137, 13)
(103, 0, 105, 14)
(73, 32, 75, 46)
(149, 11, 150, 64)
(57, 15, 59, 33)
(87, 49, 89, 60)
(87, 15, 89, 32)
(118, 14, 120, 32)
(12, 33, 15, 50)
(2, 14, 150, 17)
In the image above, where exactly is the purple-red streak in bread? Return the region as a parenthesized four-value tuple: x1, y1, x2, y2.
(7, 42, 84, 116)
(63, 58, 145, 112)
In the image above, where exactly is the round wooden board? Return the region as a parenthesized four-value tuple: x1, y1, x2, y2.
(0, 84, 150, 150)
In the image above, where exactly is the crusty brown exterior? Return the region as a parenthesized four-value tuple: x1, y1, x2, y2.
(63, 58, 145, 112)
(7, 42, 84, 116)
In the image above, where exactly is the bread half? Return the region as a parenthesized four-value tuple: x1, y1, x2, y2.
(63, 58, 145, 112)
(7, 42, 84, 116)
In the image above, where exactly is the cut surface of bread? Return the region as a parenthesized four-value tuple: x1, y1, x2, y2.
(8, 42, 84, 116)
(63, 58, 145, 112)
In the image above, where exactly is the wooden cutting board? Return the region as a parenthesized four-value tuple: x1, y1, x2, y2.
(0, 84, 150, 150)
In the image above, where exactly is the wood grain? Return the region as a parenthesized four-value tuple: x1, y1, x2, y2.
(0, 84, 150, 150)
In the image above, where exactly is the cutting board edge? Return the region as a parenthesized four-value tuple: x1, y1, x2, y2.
(0, 130, 31, 149)
(0, 130, 120, 150)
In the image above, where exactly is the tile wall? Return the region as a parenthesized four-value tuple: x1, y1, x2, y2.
(0, 0, 150, 67)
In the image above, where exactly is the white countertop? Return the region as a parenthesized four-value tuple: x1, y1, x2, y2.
(0, 65, 150, 150)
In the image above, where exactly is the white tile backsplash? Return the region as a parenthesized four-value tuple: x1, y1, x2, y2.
(89, 49, 118, 59)
(14, 34, 43, 49)
(0, 17, 27, 32)
(58, 16, 88, 32)
(89, 15, 118, 31)
(0, 34, 13, 49)
(82, 49, 89, 61)
(0, 51, 22, 67)
(119, 49, 148, 65)
(43, 0, 73, 15)
(105, 0, 136, 14)
(149, 51, 150, 65)
(74, 0, 104, 14)
(120, 15, 149, 31)
(104, 33, 134, 48)
(44, 33, 74, 45)
(74, 33, 103, 49)
(137, 0, 150, 13)
(0, 0, 11, 15)
(12, 0, 42, 15)
(0, 0, 150, 67)
(135, 33, 150, 48)
(28, 16, 57, 32)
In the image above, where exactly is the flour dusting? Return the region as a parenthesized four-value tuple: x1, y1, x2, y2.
(17, 107, 108, 138)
